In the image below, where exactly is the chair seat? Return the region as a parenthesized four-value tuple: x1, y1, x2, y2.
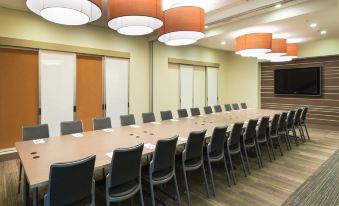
(142, 166, 174, 182)
(109, 181, 139, 198)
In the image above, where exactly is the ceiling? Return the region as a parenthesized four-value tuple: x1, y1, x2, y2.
(1, 0, 339, 51)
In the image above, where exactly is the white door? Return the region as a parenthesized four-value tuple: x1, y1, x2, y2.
(193, 66, 206, 108)
(207, 67, 218, 106)
(104, 57, 129, 128)
(40, 50, 75, 137)
(180, 65, 193, 110)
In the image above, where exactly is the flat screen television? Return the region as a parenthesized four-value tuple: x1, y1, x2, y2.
(274, 67, 321, 96)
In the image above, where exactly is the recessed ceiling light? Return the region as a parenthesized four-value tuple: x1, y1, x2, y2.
(221, 41, 226, 45)
(205, 25, 209, 29)
(310, 23, 317, 28)
(320, 30, 327, 35)
(275, 4, 282, 9)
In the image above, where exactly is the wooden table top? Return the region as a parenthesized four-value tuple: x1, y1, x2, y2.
(15, 108, 284, 188)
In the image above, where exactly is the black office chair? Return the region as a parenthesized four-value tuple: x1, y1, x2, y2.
(300, 107, 310, 140)
(204, 106, 213, 114)
(204, 126, 231, 196)
(268, 114, 282, 158)
(142, 112, 156, 123)
(225, 122, 247, 185)
(106, 144, 144, 206)
(60, 120, 83, 135)
(277, 112, 291, 151)
(286, 110, 298, 146)
(241, 119, 261, 175)
(213, 105, 222, 113)
(190, 107, 201, 116)
(44, 155, 96, 206)
(240, 102, 247, 109)
(177, 109, 188, 118)
(18, 124, 50, 193)
(120, 114, 136, 126)
(294, 108, 306, 142)
(224, 104, 232, 111)
(255, 116, 273, 167)
(160, 110, 173, 121)
(232, 103, 240, 110)
(180, 130, 210, 205)
(93, 117, 112, 130)
(143, 136, 181, 206)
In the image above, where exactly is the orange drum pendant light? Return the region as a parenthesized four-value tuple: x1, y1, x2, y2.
(235, 33, 272, 57)
(108, 0, 163, 36)
(26, 0, 102, 25)
(270, 43, 298, 62)
(258, 38, 287, 60)
(158, 6, 205, 46)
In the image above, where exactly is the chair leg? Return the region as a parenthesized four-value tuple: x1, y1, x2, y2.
(256, 142, 264, 168)
(182, 168, 191, 206)
(18, 162, 22, 194)
(201, 163, 210, 198)
(269, 138, 276, 160)
(298, 126, 306, 142)
(139, 187, 145, 206)
(265, 141, 272, 162)
(283, 133, 290, 151)
(239, 152, 247, 177)
(254, 144, 262, 169)
(222, 155, 231, 187)
(277, 137, 283, 156)
(292, 127, 299, 146)
(304, 124, 310, 140)
(285, 130, 292, 149)
(228, 152, 236, 185)
(150, 182, 156, 206)
(207, 159, 216, 196)
(173, 174, 182, 206)
(243, 148, 251, 175)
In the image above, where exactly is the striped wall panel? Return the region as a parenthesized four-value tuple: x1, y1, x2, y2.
(260, 55, 339, 127)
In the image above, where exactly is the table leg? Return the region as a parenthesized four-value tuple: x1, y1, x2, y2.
(23, 173, 29, 206)
(33, 188, 38, 206)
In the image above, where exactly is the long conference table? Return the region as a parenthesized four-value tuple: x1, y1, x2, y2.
(16, 108, 284, 206)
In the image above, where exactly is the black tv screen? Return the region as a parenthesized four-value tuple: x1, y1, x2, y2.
(274, 67, 321, 95)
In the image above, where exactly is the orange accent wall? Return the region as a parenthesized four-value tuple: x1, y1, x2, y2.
(0, 48, 39, 149)
(76, 55, 103, 131)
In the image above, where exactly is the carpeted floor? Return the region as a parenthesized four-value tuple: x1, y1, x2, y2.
(282, 149, 339, 206)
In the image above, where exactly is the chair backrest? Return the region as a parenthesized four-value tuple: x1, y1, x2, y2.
(301, 107, 308, 123)
(227, 122, 244, 150)
(224, 104, 232, 111)
(243, 119, 258, 145)
(22, 124, 49, 141)
(204, 106, 213, 114)
(213, 105, 222, 113)
(93, 117, 112, 130)
(120, 114, 136, 126)
(142, 112, 156, 123)
(151, 136, 178, 176)
(278, 112, 288, 132)
(240, 102, 247, 109)
(160, 110, 173, 120)
(107, 144, 144, 189)
(184, 130, 206, 161)
(270, 114, 280, 136)
(190, 107, 200, 116)
(286, 110, 296, 129)
(177, 109, 188, 118)
(232, 103, 240, 110)
(208, 126, 227, 156)
(45, 155, 96, 206)
(257, 116, 270, 140)
(294, 108, 303, 125)
(60, 120, 83, 135)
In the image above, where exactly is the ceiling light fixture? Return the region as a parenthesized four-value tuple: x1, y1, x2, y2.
(320, 30, 327, 35)
(258, 38, 287, 60)
(221, 41, 226, 45)
(270, 43, 298, 62)
(26, 0, 102, 25)
(275, 4, 282, 9)
(158, 6, 205, 46)
(235, 33, 272, 57)
(310, 23, 317, 28)
(107, 0, 163, 36)
(205, 25, 209, 29)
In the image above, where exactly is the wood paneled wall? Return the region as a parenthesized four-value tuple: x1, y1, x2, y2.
(0, 48, 39, 149)
(260, 55, 339, 126)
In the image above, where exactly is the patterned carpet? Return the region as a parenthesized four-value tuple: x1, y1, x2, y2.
(282, 149, 339, 206)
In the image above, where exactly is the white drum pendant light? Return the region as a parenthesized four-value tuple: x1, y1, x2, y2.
(26, 0, 102, 25)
